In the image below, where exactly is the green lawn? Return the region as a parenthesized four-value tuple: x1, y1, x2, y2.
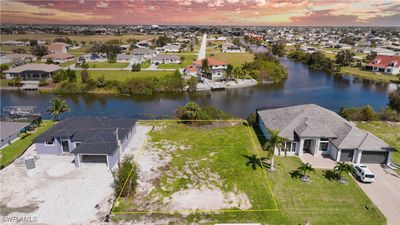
(59, 60, 76, 67)
(158, 54, 197, 69)
(0, 79, 10, 87)
(87, 62, 129, 68)
(141, 60, 150, 69)
(86, 70, 172, 81)
(356, 121, 400, 165)
(0, 120, 55, 168)
(0, 46, 31, 54)
(114, 121, 385, 225)
(341, 67, 399, 83)
(67, 46, 90, 57)
(208, 52, 255, 67)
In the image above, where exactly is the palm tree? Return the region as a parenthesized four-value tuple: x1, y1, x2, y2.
(47, 97, 70, 121)
(201, 58, 210, 76)
(263, 129, 285, 172)
(334, 162, 353, 184)
(298, 163, 314, 181)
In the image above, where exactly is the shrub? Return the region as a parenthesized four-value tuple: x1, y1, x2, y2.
(186, 76, 198, 93)
(80, 70, 90, 83)
(339, 105, 377, 121)
(52, 71, 68, 83)
(378, 107, 400, 122)
(131, 63, 141, 72)
(174, 102, 232, 121)
(39, 78, 48, 87)
(246, 113, 257, 126)
(54, 81, 82, 94)
(114, 157, 138, 197)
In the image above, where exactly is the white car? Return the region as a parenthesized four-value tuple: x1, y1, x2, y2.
(354, 164, 375, 183)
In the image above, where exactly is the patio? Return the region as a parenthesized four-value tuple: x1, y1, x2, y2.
(300, 153, 337, 169)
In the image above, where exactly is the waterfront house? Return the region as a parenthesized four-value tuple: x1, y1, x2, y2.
(366, 55, 400, 75)
(221, 43, 245, 53)
(4, 63, 62, 80)
(257, 104, 393, 165)
(184, 57, 228, 81)
(33, 117, 136, 169)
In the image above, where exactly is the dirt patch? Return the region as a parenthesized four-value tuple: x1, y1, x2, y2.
(166, 186, 251, 212)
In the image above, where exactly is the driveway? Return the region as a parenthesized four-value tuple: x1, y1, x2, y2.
(355, 164, 400, 225)
(0, 145, 114, 225)
(197, 33, 207, 60)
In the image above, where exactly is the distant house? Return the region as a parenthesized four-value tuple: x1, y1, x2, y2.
(45, 42, 69, 54)
(162, 44, 181, 53)
(77, 53, 107, 63)
(184, 57, 228, 81)
(366, 55, 400, 75)
(4, 63, 61, 80)
(0, 121, 31, 148)
(371, 48, 395, 56)
(257, 104, 393, 165)
(33, 117, 136, 169)
(151, 55, 181, 65)
(221, 43, 245, 53)
(1, 40, 30, 46)
(116, 53, 143, 64)
(42, 53, 75, 64)
(300, 46, 318, 53)
(132, 48, 156, 59)
(335, 43, 352, 50)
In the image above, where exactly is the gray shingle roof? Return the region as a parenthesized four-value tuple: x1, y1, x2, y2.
(34, 117, 136, 155)
(257, 104, 392, 152)
(0, 121, 30, 140)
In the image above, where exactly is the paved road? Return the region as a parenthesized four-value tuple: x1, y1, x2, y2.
(197, 33, 207, 60)
(355, 164, 400, 225)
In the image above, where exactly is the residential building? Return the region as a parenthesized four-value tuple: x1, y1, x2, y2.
(4, 64, 62, 80)
(151, 54, 181, 65)
(0, 53, 37, 66)
(0, 121, 31, 148)
(45, 42, 69, 54)
(33, 117, 136, 169)
(371, 48, 396, 56)
(42, 53, 75, 64)
(366, 55, 400, 75)
(221, 43, 245, 53)
(132, 48, 156, 59)
(116, 53, 143, 64)
(0, 40, 30, 46)
(184, 57, 227, 81)
(257, 104, 393, 165)
(77, 53, 107, 63)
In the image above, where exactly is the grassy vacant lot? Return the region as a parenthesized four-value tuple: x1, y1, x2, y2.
(158, 54, 197, 69)
(86, 70, 172, 81)
(356, 121, 400, 165)
(1, 34, 155, 43)
(87, 62, 129, 68)
(59, 60, 76, 67)
(0, 45, 32, 53)
(341, 67, 399, 83)
(209, 53, 255, 67)
(0, 120, 55, 168)
(68, 46, 90, 57)
(114, 121, 384, 225)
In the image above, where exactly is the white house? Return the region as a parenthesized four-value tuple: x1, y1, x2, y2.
(366, 55, 400, 75)
(257, 104, 393, 165)
(151, 55, 181, 65)
(132, 48, 156, 59)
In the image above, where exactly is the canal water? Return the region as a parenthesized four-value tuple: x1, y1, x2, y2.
(1, 58, 397, 119)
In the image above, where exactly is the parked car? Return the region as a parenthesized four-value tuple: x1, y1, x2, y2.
(354, 164, 375, 183)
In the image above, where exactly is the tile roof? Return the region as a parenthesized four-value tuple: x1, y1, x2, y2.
(192, 57, 227, 66)
(367, 55, 400, 69)
(257, 104, 392, 151)
(4, 63, 61, 73)
(42, 53, 74, 60)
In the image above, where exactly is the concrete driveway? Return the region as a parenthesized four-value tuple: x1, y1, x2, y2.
(355, 164, 400, 225)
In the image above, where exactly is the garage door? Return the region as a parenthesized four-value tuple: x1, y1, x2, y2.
(80, 155, 108, 165)
(360, 151, 388, 164)
(340, 149, 354, 162)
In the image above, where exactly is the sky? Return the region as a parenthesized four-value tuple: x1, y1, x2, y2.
(1, 0, 400, 26)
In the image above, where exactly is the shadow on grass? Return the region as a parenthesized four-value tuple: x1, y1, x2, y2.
(289, 170, 302, 179)
(242, 154, 270, 170)
(323, 170, 340, 181)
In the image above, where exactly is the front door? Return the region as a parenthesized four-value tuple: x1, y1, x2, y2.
(303, 140, 312, 153)
(61, 140, 70, 152)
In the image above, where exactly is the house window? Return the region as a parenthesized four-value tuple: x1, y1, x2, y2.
(45, 140, 54, 146)
(319, 142, 329, 151)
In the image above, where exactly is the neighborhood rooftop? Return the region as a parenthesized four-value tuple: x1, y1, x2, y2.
(4, 63, 61, 73)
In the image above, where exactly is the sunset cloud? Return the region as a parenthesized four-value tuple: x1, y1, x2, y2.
(0, 0, 399, 26)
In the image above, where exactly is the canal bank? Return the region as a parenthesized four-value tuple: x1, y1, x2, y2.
(1, 58, 396, 119)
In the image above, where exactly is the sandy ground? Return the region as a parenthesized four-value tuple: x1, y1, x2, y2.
(0, 145, 115, 225)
